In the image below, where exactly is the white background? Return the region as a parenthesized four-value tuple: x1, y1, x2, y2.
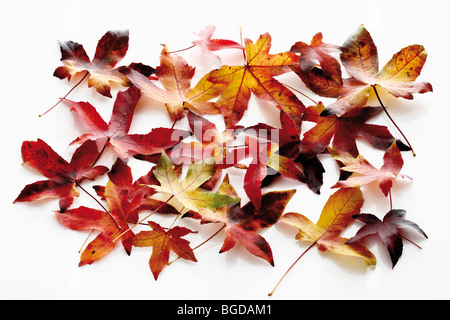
(1, 0, 448, 300)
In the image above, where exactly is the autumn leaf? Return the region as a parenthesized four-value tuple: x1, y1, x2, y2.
(149, 151, 240, 213)
(313, 25, 432, 116)
(64, 86, 189, 161)
(132, 221, 197, 280)
(14, 139, 108, 212)
(347, 210, 428, 267)
(169, 111, 244, 189)
(281, 187, 376, 265)
(121, 46, 226, 122)
(329, 140, 411, 196)
(207, 32, 305, 132)
(300, 104, 410, 161)
(243, 135, 305, 210)
(290, 32, 342, 85)
(269, 187, 375, 295)
(54, 30, 154, 98)
(55, 205, 133, 266)
(93, 158, 179, 224)
(245, 110, 325, 194)
(194, 174, 296, 266)
(185, 110, 242, 162)
(192, 25, 244, 67)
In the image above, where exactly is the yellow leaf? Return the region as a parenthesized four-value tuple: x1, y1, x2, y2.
(281, 187, 376, 266)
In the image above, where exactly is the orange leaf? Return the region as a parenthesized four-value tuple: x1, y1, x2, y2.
(208, 33, 305, 132)
(132, 221, 197, 280)
(122, 45, 225, 122)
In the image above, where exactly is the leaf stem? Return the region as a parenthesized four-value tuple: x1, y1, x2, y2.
(371, 85, 416, 157)
(111, 195, 175, 243)
(281, 82, 318, 105)
(168, 224, 225, 265)
(78, 229, 95, 253)
(239, 27, 247, 63)
(401, 235, 422, 250)
(268, 241, 317, 296)
(39, 71, 89, 117)
(164, 44, 196, 55)
(75, 182, 113, 219)
(93, 138, 110, 166)
(389, 190, 393, 211)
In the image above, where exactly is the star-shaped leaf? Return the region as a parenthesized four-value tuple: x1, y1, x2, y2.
(347, 210, 427, 267)
(64, 86, 189, 161)
(55, 205, 133, 266)
(122, 46, 226, 122)
(14, 139, 108, 212)
(321, 25, 432, 116)
(132, 221, 197, 280)
(290, 32, 342, 85)
(195, 174, 296, 266)
(54, 30, 154, 97)
(150, 151, 240, 213)
(281, 187, 376, 266)
(192, 25, 244, 67)
(329, 140, 411, 196)
(207, 32, 305, 132)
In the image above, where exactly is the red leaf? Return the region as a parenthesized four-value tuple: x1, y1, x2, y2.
(56, 206, 133, 266)
(132, 221, 197, 280)
(196, 174, 296, 265)
(64, 86, 189, 161)
(14, 139, 108, 212)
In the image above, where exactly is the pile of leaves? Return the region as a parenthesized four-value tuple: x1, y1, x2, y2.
(14, 25, 431, 295)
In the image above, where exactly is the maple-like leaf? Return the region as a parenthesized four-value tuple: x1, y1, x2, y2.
(281, 187, 376, 266)
(121, 46, 226, 122)
(55, 205, 133, 266)
(170, 111, 244, 189)
(329, 140, 411, 196)
(207, 32, 305, 132)
(93, 158, 179, 224)
(149, 151, 240, 213)
(64, 86, 189, 161)
(307, 25, 433, 116)
(186, 110, 241, 162)
(244, 110, 325, 194)
(192, 25, 244, 67)
(347, 210, 428, 267)
(194, 174, 296, 266)
(132, 221, 197, 280)
(290, 32, 342, 85)
(54, 30, 154, 98)
(243, 135, 305, 210)
(14, 139, 108, 212)
(298, 103, 411, 160)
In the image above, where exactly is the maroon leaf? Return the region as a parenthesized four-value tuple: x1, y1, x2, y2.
(347, 210, 427, 267)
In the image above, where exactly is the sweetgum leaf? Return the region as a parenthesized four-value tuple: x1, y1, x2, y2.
(14, 139, 108, 212)
(132, 221, 197, 280)
(54, 30, 154, 98)
(64, 86, 189, 161)
(281, 187, 376, 266)
(195, 174, 296, 265)
(347, 210, 427, 267)
(208, 32, 305, 132)
(150, 151, 240, 212)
